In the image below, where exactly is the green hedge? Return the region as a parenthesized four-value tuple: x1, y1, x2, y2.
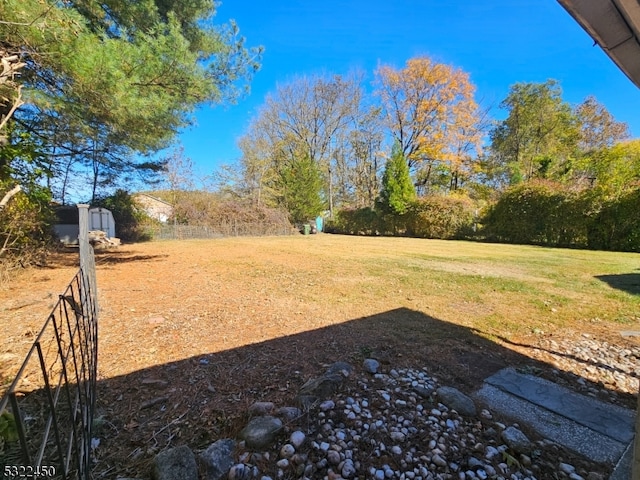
(326, 195, 477, 240)
(327, 183, 640, 252)
(481, 181, 589, 247)
(405, 195, 476, 239)
(587, 188, 640, 252)
(481, 181, 640, 252)
(324, 207, 380, 235)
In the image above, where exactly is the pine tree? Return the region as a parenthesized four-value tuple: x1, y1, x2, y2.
(278, 154, 325, 225)
(378, 143, 416, 215)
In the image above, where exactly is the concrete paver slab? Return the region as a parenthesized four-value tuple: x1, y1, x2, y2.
(475, 383, 628, 464)
(484, 368, 635, 443)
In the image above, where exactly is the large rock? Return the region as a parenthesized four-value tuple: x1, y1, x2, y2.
(152, 445, 198, 480)
(296, 361, 354, 409)
(363, 358, 380, 374)
(436, 386, 477, 417)
(198, 439, 236, 480)
(297, 375, 343, 408)
(501, 426, 532, 454)
(299, 375, 342, 398)
(239, 416, 283, 449)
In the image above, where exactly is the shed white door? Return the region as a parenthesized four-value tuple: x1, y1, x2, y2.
(89, 208, 115, 238)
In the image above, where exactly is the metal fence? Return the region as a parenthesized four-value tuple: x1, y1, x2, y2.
(146, 221, 295, 240)
(0, 205, 98, 480)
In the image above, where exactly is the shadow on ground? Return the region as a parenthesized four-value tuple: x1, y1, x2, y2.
(4, 307, 635, 478)
(86, 307, 633, 478)
(596, 271, 640, 296)
(44, 247, 169, 268)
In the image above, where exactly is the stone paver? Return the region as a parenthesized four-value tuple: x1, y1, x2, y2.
(475, 367, 636, 468)
(484, 368, 635, 443)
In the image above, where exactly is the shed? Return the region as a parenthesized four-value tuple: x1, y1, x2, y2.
(53, 205, 116, 244)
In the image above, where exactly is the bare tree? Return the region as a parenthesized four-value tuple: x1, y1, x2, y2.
(238, 72, 384, 214)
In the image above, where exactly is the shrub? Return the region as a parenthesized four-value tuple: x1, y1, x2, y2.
(200, 199, 293, 234)
(327, 194, 477, 239)
(325, 207, 380, 235)
(587, 188, 640, 252)
(0, 182, 54, 278)
(481, 181, 589, 247)
(405, 194, 476, 239)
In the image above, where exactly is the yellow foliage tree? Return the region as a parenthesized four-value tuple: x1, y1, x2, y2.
(375, 56, 483, 193)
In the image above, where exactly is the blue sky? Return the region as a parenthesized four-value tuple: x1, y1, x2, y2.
(177, 0, 640, 179)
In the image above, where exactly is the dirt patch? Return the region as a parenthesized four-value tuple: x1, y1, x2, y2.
(1, 236, 638, 478)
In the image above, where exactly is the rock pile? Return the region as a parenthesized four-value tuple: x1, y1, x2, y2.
(146, 360, 612, 480)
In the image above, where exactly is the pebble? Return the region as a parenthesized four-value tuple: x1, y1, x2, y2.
(279, 444, 294, 459)
(327, 450, 341, 465)
(320, 400, 335, 411)
(432, 454, 447, 467)
(341, 459, 356, 478)
(559, 462, 576, 474)
(364, 358, 380, 374)
(290, 431, 305, 449)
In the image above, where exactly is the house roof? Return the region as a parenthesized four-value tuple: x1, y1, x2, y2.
(558, 0, 640, 88)
(134, 193, 173, 207)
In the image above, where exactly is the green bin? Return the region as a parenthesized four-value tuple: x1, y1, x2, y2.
(303, 224, 311, 235)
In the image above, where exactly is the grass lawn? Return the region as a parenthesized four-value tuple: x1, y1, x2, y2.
(1, 233, 638, 477)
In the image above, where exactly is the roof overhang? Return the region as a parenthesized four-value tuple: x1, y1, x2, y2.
(558, 0, 640, 88)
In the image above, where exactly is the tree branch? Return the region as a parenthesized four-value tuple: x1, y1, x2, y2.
(0, 85, 24, 132)
(0, 185, 22, 209)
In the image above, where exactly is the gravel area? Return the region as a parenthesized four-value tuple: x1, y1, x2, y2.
(528, 333, 639, 403)
(220, 351, 637, 480)
(108, 329, 639, 480)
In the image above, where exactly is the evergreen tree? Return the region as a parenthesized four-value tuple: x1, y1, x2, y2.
(377, 143, 416, 215)
(277, 154, 325, 225)
(0, 0, 262, 200)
